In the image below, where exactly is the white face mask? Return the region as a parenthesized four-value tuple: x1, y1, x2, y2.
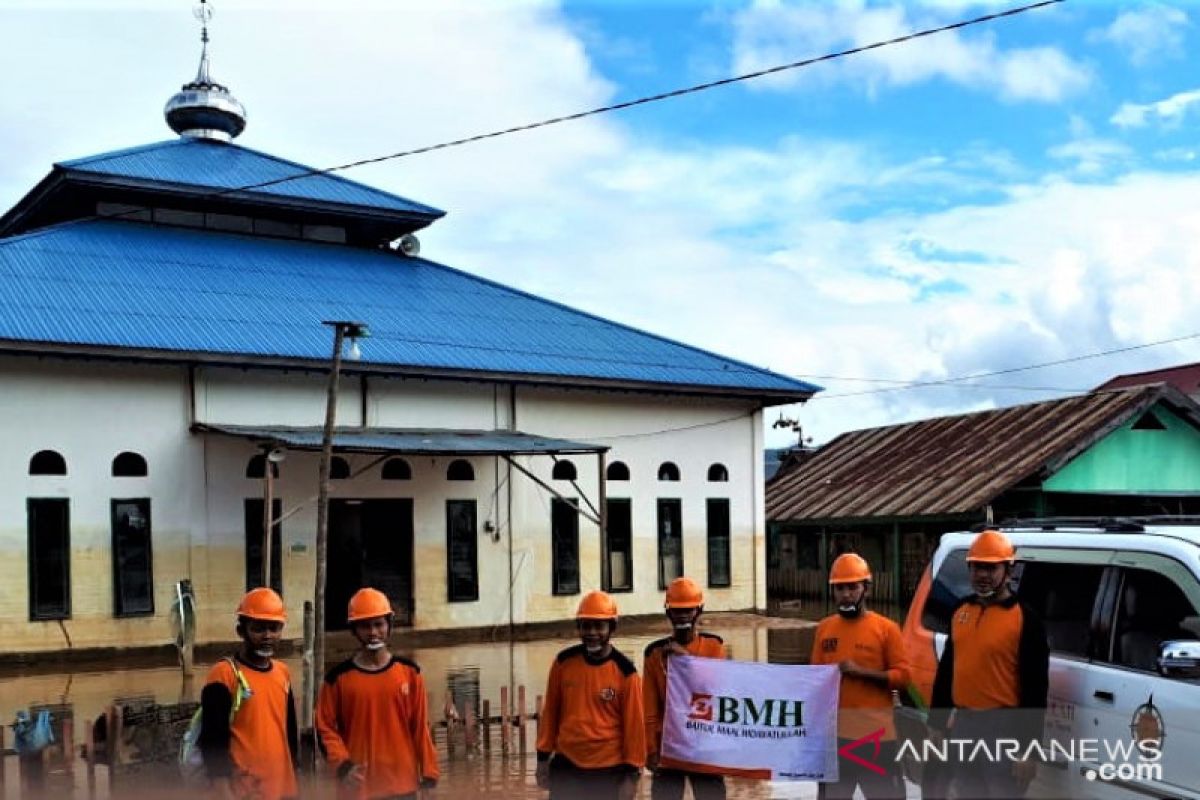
(837, 602, 862, 618)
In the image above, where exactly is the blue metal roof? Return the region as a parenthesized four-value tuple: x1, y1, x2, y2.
(0, 220, 818, 397)
(58, 139, 444, 219)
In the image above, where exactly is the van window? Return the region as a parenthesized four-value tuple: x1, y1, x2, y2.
(921, 549, 970, 634)
(1110, 567, 1200, 674)
(1012, 561, 1104, 657)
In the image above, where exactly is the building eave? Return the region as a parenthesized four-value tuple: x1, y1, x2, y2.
(0, 339, 816, 406)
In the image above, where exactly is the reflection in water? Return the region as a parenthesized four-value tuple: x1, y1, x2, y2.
(0, 613, 854, 799)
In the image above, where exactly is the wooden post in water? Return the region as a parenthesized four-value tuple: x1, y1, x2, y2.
(482, 699, 491, 752)
(83, 720, 96, 799)
(444, 699, 456, 758)
(465, 703, 476, 750)
(61, 721, 74, 782)
(500, 686, 510, 753)
(517, 685, 527, 753)
(109, 705, 122, 794)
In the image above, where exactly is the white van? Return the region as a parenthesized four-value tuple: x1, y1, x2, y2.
(899, 518, 1200, 800)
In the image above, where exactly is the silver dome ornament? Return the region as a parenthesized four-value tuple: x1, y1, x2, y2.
(164, 0, 247, 142)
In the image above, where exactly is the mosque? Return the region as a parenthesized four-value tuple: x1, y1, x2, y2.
(0, 6, 816, 655)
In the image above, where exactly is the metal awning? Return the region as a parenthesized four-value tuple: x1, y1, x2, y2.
(192, 423, 608, 456)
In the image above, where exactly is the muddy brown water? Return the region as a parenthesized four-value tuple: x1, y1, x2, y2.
(0, 612, 912, 799)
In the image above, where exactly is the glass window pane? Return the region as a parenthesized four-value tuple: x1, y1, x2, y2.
(446, 500, 479, 602)
(552, 499, 580, 595)
(113, 499, 154, 616)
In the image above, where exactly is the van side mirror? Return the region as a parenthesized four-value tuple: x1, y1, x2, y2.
(1158, 639, 1200, 679)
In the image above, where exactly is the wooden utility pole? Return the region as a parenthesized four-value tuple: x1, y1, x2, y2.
(313, 320, 365, 720)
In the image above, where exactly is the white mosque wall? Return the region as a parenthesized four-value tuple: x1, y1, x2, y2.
(1, 356, 767, 653)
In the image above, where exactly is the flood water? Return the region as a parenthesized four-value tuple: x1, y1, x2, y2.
(0, 611, 914, 799)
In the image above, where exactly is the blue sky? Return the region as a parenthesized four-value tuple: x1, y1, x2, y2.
(2, 1, 1199, 445)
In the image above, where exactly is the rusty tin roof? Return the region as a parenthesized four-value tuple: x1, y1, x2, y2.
(766, 384, 1200, 522)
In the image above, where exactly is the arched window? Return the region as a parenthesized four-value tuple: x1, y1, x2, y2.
(112, 451, 148, 477)
(382, 458, 412, 480)
(246, 455, 279, 479)
(447, 459, 475, 481)
(552, 460, 577, 481)
(657, 462, 680, 482)
(606, 461, 630, 481)
(29, 450, 67, 476)
(707, 463, 729, 482)
(330, 456, 351, 480)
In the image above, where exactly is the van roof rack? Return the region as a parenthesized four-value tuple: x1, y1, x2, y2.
(974, 517, 1146, 533)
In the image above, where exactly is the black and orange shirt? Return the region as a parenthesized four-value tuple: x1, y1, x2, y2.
(642, 633, 727, 758)
(809, 611, 910, 741)
(930, 594, 1049, 741)
(536, 644, 645, 771)
(316, 656, 439, 800)
(199, 656, 298, 800)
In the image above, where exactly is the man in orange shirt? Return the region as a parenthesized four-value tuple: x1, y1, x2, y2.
(809, 554, 909, 800)
(198, 588, 298, 800)
(536, 590, 645, 800)
(643, 577, 727, 800)
(316, 587, 439, 800)
(930, 530, 1048, 799)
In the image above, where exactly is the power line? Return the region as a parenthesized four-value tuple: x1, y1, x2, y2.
(794, 374, 1085, 392)
(224, 0, 1063, 196)
(0, 0, 1061, 251)
(804, 331, 1200, 401)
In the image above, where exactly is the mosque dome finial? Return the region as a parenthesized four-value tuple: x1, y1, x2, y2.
(164, 1, 246, 142)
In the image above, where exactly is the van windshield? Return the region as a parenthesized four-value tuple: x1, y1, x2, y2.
(921, 548, 970, 634)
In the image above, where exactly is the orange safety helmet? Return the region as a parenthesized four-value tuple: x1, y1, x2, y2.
(665, 577, 704, 609)
(237, 587, 287, 623)
(829, 553, 872, 584)
(347, 587, 394, 623)
(576, 590, 618, 621)
(967, 529, 1016, 563)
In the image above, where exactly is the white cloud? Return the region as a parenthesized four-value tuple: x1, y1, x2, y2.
(1047, 138, 1133, 176)
(1, 1, 1197, 449)
(1092, 3, 1190, 66)
(729, 0, 1088, 102)
(1111, 89, 1200, 129)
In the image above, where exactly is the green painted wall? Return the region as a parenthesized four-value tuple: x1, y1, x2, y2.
(1044, 404, 1200, 494)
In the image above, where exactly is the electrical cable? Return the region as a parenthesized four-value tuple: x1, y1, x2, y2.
(803, 331, 1200, 401)
(220, 0, 1064, 196)
(0, 0, 1062, 249)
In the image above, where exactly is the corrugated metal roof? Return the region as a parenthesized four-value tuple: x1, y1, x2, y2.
(766, 385, 1199, 521)
(195, 424, 606, 455)
(1096, 361, 1200, 402)
(0, 219, 817, 396)
(58, 139, 443, 218)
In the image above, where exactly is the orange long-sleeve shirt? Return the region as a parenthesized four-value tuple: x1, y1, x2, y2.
(536, 644, 645, 771)
(809, 611, 910, 740)
(316, 656, 439, 800)
(642, 633, 727, 759)
(202, 658, 298, 800)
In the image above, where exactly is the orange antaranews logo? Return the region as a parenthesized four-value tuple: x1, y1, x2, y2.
(688, 693, 713, 721)
(838, 728, 887, 776)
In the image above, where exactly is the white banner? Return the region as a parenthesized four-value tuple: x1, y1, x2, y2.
(660, 655, 840, 781)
